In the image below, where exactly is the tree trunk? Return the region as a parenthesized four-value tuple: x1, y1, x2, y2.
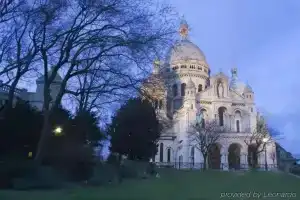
(203, 153, 208, 170)
(34, 110, 51, 164)
(34, 81, 51, 164)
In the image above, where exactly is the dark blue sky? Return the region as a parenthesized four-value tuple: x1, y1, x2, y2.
(169, 0, 300, 154)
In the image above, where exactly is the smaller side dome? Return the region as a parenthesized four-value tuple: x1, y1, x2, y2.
(244, 83, 253, 93)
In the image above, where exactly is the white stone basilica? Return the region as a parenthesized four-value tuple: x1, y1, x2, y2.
(144, 19, 277, 170)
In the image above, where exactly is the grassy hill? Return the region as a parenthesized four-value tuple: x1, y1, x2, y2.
(0, 170, 299, 200)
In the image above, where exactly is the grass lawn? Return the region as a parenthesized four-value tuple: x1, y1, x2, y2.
(0, 170, 299, 200)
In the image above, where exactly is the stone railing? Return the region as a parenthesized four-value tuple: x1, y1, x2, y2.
(0, 83, 23, 97)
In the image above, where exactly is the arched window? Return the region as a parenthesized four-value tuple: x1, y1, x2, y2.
(154, 100, 158, 109)
(198, 84, 203, 92)
(201, 118, 205, 128)
(181, 83, 186, 96)
(159, 100, 163, 109)
(218, 107, 226, 126)
(191, 147, 195, 166)
(159, 143, 164, 162)
(235, 110, 242, 132)
(172, 84, 178, 97)
(236, 120, 240, 133)
(167, 148, 171, 163)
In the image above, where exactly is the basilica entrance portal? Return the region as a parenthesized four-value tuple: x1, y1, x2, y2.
(228, 143, 241, 169)
(208, 143, 221, 169)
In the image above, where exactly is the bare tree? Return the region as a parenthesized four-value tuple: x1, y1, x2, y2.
(68, 59, 140, 114)
(244, 116, 282, 167)
(188, 120, 226, 170)
(32, 0, 176, 162)
(0, 0, 27, 87)
(0, 0, 24, 23)
(0, 4, 39, 108)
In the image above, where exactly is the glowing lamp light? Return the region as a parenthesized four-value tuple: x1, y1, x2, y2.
(28, 152, 32, 158)
(262, 137, 268, 143)
(54, 126, 63, 136)
(154, 59, 160, 65)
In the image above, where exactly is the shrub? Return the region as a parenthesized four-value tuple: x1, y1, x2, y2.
(88, 163, 118, 186)
(12, 166, 63, 190)
(0, 159, 34, 189)
(290, 166, 300, 176)
(120, 160, 149, 179)
(146, 162, 157, 175)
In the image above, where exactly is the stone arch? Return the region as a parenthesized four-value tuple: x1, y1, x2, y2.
(228, 143, 242, 169)
(234, 110, 242, 132)
(181, 83, 186, 96)
(248, 144, 258, 168)
(167, 148, 171, 163)
(159, 143, 164, 162)
(218, 107, 227, 126)
(208, 143, 221, 169)
(172, 84, 178, 97)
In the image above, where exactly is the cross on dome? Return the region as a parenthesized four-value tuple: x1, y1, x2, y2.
(179, 15, 189, 40)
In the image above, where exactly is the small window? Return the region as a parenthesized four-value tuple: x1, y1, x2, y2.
(167, 148, 171, 163)
(181, 83, 186, 96)
(236, 120, 240, 133)
(204, 69, 207, 72)
(251, 108, 253, 112)
(198, 84, 203, 92)
(159, 143, 164, 162)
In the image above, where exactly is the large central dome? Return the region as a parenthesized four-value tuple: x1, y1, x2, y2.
(166, 39, 206, 63)
(165, 18, 206, 64)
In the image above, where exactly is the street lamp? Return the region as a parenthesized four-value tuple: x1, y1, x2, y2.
(54, 126, 63, 136)
(262, 137, 268, 171)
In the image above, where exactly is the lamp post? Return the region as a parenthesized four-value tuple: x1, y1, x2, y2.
(262, 137, 268, 171)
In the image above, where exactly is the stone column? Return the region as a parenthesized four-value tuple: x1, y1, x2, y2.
(221, 145, 228, 170)
(221, 154, 228, 170)
(241, 153, 248, 169)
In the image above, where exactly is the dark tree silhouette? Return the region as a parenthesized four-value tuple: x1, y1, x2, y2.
(109, 98, 162, 161)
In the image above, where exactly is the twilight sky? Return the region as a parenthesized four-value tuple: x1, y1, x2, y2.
(168, 0, 300, 154)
